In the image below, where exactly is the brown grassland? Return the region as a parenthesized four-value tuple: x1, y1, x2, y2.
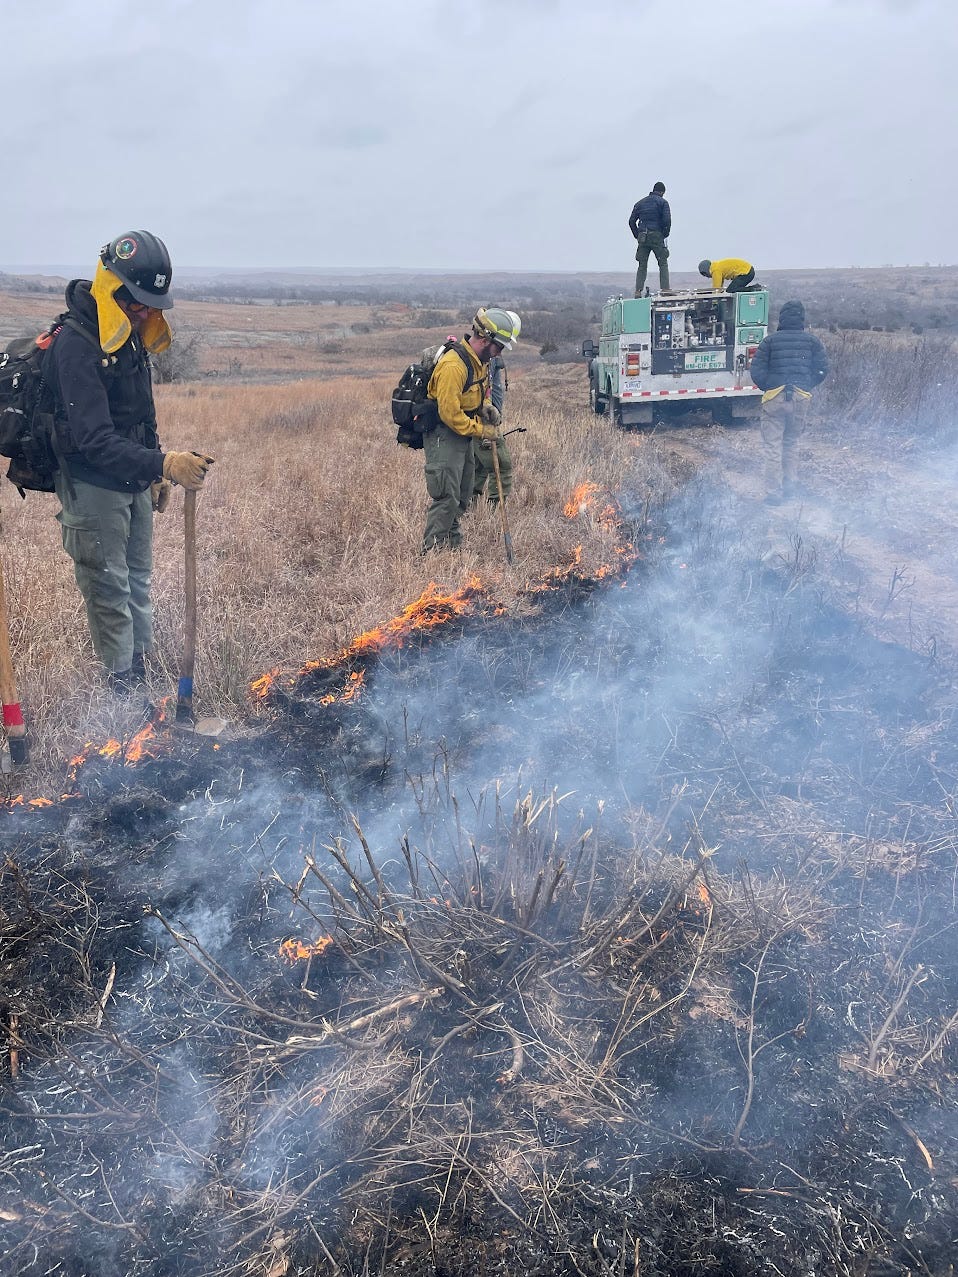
(0, 290, 643, 797)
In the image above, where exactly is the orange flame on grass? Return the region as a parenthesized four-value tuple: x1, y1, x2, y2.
(279, 936, 334, 963)
(319, 670, 365, 707)
(564, 482, 600, 519)
(250, 579, 489, 704)
(251, 669, 281, 701)
(697, 882, 712, 908)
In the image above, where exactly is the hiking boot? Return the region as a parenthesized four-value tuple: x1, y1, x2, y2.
(107, 668, 135, 694)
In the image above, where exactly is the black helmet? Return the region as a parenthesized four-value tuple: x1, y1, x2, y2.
(100, 230, 173, 309)
(698, 259, 712, 277)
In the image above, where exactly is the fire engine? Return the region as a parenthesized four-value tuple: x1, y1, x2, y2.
(581, 287, 769, 427)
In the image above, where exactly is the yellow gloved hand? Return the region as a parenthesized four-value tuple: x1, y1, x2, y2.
(479, 404, 502, 428)
(162, 450, 215, 490)
(150, 479, 172, 512)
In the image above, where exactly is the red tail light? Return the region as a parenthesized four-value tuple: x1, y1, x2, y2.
(625, 353, 641, 376)
(746, 344, 759, 364)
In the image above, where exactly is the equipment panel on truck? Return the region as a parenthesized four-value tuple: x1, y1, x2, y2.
(582, 287, 769, 427)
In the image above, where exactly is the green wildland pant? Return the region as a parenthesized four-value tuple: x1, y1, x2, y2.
(422, 423, 476, 552)
(759, 389, 812, 493)
(472, 437, 513, 505)
(634, 230, 670, 294)
(54, 474, 154, 672)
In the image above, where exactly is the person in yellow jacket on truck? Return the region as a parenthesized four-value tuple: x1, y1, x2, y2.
(421, 307, 520, 555)
(698, 257, 756, 292)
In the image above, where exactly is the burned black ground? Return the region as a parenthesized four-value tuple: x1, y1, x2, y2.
(1, 479, 956, 1276)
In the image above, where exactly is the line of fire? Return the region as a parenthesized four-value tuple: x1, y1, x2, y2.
(0, 470, 955, 1277)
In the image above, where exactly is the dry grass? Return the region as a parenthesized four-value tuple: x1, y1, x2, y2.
(0, 350, 656, 797)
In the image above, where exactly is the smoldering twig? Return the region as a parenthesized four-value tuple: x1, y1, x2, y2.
(732, 935, 809, 1149)
(910, 1004, 958, 1074)
(92, 962, 116, 1029)
(38, 1169, 150, 1244)
(145, 907, 347, 1033)
(267, 987, 445, 1054)
(888, 1112, 935, 1172)
(867, 964, 924, 1074)
(494, 1017, 526, 1083)
(325, 837, 382, 921)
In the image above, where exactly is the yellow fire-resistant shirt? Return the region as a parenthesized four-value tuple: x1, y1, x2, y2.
(709, 258, 753, 288)
(427, 340, 489, 438)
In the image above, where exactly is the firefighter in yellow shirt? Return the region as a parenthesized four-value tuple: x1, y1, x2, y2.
(421, 307, 520, 554)
(698, 258, 755, 292)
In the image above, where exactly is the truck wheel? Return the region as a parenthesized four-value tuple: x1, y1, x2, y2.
(609, 398, 624, 429)
(590, 376, 608, 415)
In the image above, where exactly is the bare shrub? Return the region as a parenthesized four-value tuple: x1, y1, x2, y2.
(152, 325, 203, 383)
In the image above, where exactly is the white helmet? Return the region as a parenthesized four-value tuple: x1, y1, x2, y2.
(474, 306, 521, 351)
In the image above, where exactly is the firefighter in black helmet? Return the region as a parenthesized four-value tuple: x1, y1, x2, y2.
(44, 231, 214, 691)
(100, 231, 175, 310)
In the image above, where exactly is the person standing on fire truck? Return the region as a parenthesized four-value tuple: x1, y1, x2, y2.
(748, 299, 829, 504)
(44, 230, 214, 690)
(472, 310, 521, 506)
(629, 181, 671, 296)
(421, 306, 520, 555)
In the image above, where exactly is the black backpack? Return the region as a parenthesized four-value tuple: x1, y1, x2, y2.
(391, 338, 474, 449)
(0, 318, 96, 496)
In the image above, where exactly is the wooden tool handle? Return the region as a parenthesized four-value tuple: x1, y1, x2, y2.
(489, 442, 515, 566)
(0, 557, 28, 763)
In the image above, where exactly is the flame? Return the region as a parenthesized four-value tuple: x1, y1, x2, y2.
(251, 668, 281, 701)
(697, 882, 712, 908)
(564, 482, 600, 519)
(251, 579, 488, 704)
(313, 578, 484, 666)
(319, 670, 366, 707)
(279, 936, 334, 963)
(124, 723, 157, 764)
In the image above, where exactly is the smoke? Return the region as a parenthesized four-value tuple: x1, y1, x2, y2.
(1, 466, 955, 1274)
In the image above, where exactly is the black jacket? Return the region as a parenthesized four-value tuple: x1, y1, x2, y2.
(629, 191, 671, 238)
(749, 301, 829, 393)
(44, 280, 164, 492)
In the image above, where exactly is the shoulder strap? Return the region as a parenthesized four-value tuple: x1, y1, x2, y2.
(449, 341, 475, 395)
(61, 316, 103, 351)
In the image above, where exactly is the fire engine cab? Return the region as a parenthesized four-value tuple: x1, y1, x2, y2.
(582, 287, 769, 427)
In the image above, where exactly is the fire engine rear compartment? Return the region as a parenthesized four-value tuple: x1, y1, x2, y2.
(651, 294, 736, 375)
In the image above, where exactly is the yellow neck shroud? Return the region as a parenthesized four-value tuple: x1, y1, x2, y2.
(91, 262, 172, 355)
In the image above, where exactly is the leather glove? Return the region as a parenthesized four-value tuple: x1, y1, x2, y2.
(480, 423, 502, 442)
(479, 404, 502, 428)
(150, 479, 171, 513)
(162, 450, 215, 490)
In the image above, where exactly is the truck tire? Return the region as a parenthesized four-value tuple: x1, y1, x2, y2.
(589, 375, 608, 415)
(609, 397, 624, 429)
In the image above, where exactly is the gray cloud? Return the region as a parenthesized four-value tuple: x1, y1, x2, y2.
(2, 0, 955, 271)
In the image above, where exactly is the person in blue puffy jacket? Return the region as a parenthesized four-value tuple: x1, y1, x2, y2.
(749, 300, 829, 503)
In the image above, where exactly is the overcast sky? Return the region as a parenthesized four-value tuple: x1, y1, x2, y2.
(3, 0, 953, 275)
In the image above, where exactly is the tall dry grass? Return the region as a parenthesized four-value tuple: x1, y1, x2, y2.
(0, 358, 661, 797)
(817, 329, 958, 446)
